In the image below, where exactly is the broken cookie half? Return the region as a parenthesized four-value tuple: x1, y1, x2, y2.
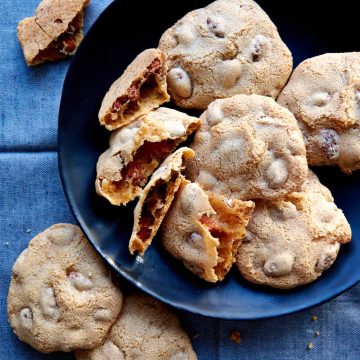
(18, 0, 89, 66)
(99, 48, 171, 131)
(129, 147, 195, 255)
(96, 107, 200, 206)
(161, 179, 255, 282)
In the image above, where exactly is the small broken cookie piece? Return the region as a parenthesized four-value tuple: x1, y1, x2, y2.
(162, 179, 254, 282)
(96, 107, 200, 206)
(7, 224, 123, 353)
(18, 0, 89, 66)
(75, 293, 197, 360)
(129, 148, 195, 255)
(236, 170, 351, 289)
(99, 48, 170, 131)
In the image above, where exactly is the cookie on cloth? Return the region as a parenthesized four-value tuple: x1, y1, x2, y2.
(162, 179, 254, 282)
(18, 0, 89, 66)
(236, 171, 352, 289)
(96, 107, 200, 206)
(75, 293, 197, 360)
(159, 0, 292, 110)
(99, 48, 170, 131)
(278, 52, 360, 174)
(129, 147, 195, 256)
(186, 94, 308, 201)
(7, 224, 123, 353)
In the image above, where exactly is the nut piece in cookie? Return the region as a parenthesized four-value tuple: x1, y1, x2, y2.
(96, 107, 200, 206)
(159, 0, 292, 109)
(186, 94, 308, 200)
(162, 179, 254, 282)
(99, 48, 170, 131)
(129, 147, 195, 255)
(75, 293, 197, 360)
(7, 224, 123, 353)
(18, 0, 89, 66)
(278, 52, 360, 174)
(236, 171, 352, 289)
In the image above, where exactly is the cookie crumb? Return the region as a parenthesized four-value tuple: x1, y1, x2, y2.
(315, 331, 321, 337)
(307, 342, 314, 350)
(26, 229, 32, 234)
(311, 315, 318, 321)
(230, 330, 241, 344)
(192, 333, 199, 340)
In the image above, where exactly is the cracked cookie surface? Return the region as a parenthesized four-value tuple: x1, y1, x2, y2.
(159, 0, 292, 109)
(7, 224, 123, 353)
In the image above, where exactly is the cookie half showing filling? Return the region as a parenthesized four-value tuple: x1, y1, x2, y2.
(99, 48, 171, 131)
(236, 170, 352, 289)
(96, 107, 200, 206)
(162, 179, 254, 282)
(129, 148, 195, 255)
(18, 0, 89, 66)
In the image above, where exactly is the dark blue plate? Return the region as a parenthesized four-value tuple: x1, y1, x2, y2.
(58, 0, 360, 319)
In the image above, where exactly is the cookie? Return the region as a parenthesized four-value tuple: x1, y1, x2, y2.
(158, 0, 292, 110)
(236, 171, 352, 289)
(18, 0, 89, 66)
(98, 48, 170, 131)
(186, 94, 308, 201)
(7, 224, 123, 353)
(96, 107, 200, 206)
(129, 147, 195, 255)
(162, 179, 254, 282)
(75, 293, 197, 360)
(277, 53, 360, 174)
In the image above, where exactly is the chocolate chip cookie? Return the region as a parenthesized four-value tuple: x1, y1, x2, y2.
(159, 0, 292, 109)
(99, 48, 170, 131)
(7, 224, 123, 353)
(18, 0, 89, 66)
(186, 94, 308, 200)
(129, 147, 194, 255)
(75, 293, 197, 360)
(236, 171, 352, 289)
(278, 52, 360, 174)
(162, 179, 254, 282)
(96, 107, 200, 206)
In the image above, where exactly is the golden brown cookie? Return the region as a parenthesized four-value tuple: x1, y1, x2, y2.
(75, 293, 197, 360)
(129, 147, 195, 255)
(186, 94, 308, 201)
(7, 224, 123, 353)
(18, 0, 89, 66)
(159, 0, 292, 109)
(277, 53, 360, 174)
(96, 107, 200, 206)
(162, 179, 254, 282)
(236, 171, 352, 289)
(98, 48, 170, 131)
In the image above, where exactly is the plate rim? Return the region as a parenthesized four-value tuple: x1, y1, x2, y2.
(57, 0, 360, 320)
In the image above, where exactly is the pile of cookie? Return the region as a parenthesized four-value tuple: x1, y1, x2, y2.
(95, 0, 354, 289)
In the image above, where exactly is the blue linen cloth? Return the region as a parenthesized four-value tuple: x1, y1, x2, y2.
(1, 1, 360, 359)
